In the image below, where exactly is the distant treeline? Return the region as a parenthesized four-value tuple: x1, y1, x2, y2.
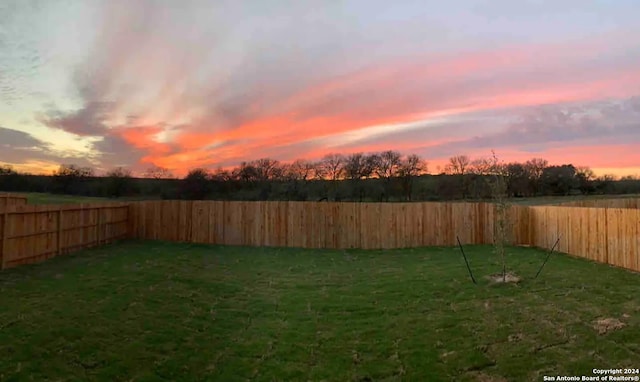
(1, 151, 639, 201)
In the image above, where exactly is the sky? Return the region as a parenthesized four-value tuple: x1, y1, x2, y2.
(1, 0, 640, 177)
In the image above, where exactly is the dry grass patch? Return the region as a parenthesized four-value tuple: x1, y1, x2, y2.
(486, 272, 521, 284)
(593, 317, 627, 335)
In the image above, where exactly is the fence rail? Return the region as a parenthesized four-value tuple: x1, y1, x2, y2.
(0, 203, 130, 269)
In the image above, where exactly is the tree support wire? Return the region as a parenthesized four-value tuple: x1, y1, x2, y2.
(456, 236, 476, 285)
(534, 235, 562, 279)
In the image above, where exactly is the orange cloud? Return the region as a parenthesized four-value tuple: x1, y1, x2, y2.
(117, 126, 172, 155)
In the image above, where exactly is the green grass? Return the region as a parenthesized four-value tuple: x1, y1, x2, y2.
(1, 241, 638, 381)
(17, 193, 157, 204)
(508, 193, 640, 205)
(13, 191, 640, 206)
(19, 192, 111, 204)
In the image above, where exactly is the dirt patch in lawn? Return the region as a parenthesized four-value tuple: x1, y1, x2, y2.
(593, 317, 626, 335)
(486, 272, 521, 284)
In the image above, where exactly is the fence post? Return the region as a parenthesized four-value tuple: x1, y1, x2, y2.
(126, 204, 132, 239)
(603, 207, 609, 265)
(1, 211, 7, 270)
(97, 208, 102, 245)
(57, 208, 62, 256)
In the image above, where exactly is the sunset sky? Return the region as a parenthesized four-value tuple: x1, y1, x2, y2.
(1, 0, 639, 177)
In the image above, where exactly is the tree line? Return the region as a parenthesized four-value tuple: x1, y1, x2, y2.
(1, 150, 638, 201)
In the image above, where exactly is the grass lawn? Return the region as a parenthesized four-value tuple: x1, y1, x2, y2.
(1, 241, 639, 381)
(11, 191, 640, 207)
(17, 192, 156, 205)
(19, 192, 111, 204)
(507, 193, 640, 205)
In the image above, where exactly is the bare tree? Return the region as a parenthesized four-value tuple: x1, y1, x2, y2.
(319, 153, 346, 181)
(143, 165, 174, 179)
(280, 159, 315, 200)
(466, 157, 498, 199)
(106, 167, 133, 197)
(312, 160, 327, 180)
(524, 158, 548, 195)
(576, 166, 595, 180)
(446, 155, 471, 198)
(252, 158, 281, 181)
(344, 153, 377, 180)
(344, 153, 366, 180)
(399, 154, 426, 176)
(575, 166, 596, 194)
(211, 167, 232, 182)
(469, 158, 492, 175)
(52, 164, 95, 194)
(398, 154, 427, 201)
(445, 155, 470, 175)
(234, 162, 259, 182)
(524, 158, 548, 179)
(316, 153, 345, 200)
(342, 153, 379, 201)
(107, 167, 131, 178)
(371, 150, 402, 201)
(286, 159, 315, 181)
(373, 150, 402, 179)
(54, 164, 94, 178)
(0, 165, 17, 175)
(505, 162, 531, 197)
(362, 154, 379, 179)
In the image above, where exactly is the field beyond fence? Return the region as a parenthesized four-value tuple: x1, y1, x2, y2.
(558, 197, 640, 209)
(1, 198, 639, 272)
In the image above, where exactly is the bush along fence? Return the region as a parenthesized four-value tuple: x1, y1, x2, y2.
(0, 199, 638, 272)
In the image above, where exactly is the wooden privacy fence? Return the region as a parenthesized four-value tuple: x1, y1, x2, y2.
(524, 206, 640, 272)
(0, 194, 28, 209)
(128, 200, 639, 272)
(1, 199, 638, 273)
(0, 203, 130, 269)
(129, 200, 532, 249)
